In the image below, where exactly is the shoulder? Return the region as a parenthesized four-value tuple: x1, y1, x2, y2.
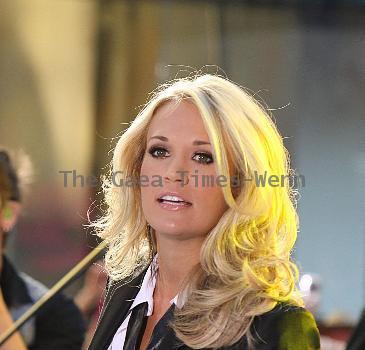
(19, 272, 49, 301)
(98, 265, 149, 320)
(20, 271, 81, 322)
(274, 303, 320, 349)
(19, 273, 85, 350)
(88, 266, 150, 350)
(103, 265, 150, 303)
(250, 302, 321, 350)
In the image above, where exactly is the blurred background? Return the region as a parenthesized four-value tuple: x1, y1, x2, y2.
(0, 0, 364, 346)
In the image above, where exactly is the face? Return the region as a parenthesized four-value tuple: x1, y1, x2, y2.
(140, 100, 229, 242)
(0, 201, 21, 251)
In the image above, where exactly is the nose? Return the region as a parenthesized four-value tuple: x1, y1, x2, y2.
(163, 157, 189, 185)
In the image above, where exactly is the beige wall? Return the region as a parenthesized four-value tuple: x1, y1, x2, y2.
(0, 0, 97, 177)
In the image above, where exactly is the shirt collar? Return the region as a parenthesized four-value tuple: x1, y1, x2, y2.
(129, 254, 180, 316)
(0, 255, 32, 307)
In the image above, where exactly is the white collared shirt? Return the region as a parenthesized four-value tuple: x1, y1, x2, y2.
(107, 257, 178, 349)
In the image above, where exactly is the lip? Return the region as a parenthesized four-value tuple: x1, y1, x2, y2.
(155, 191, 192, 211)
(156, 191, 192, 204)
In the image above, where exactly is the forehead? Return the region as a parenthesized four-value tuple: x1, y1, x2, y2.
(147, 100, 209, 139)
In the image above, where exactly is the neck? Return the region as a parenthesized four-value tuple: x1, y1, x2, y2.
(154, 234, 204, 302)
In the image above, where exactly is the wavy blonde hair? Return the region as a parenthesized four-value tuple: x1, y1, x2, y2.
(91, 74, 303, 349)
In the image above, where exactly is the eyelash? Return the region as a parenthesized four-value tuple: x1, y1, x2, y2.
(148, 146, 214, 165)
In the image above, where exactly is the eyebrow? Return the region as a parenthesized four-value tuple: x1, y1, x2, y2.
(149, 135, 211, 146)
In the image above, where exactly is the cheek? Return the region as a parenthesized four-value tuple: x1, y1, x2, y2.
(140, 185, 156, 226)
(140, 158, 160, 210)
(140, 156, 162, 178)
(192, 185, 228, 220)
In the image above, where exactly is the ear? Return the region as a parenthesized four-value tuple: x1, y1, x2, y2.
(0, 201, 22, 233)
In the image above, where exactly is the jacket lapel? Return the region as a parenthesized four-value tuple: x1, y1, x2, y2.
(155, 326, 189, 350)
(88, 266, 149, 350)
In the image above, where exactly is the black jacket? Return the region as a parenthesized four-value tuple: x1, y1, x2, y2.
(346, 308, 365, 350)
(89, 267, 320, 350)
(1, 256, 85, 350)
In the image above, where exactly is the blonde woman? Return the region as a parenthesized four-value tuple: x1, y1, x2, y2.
(89, 74, 320, 350)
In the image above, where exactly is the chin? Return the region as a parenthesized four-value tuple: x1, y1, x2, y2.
(154, 224, 183, 235)
(155, 225, 208, 243)
(152, 222, 191, 237)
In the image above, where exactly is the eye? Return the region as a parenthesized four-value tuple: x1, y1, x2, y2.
(148, 146, 169, 158)
(193, 152, 214, 165)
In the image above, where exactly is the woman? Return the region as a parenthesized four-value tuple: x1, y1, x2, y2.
(89, 74, 320, 350)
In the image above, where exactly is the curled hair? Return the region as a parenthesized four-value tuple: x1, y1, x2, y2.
(90, 74, 303, 349)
